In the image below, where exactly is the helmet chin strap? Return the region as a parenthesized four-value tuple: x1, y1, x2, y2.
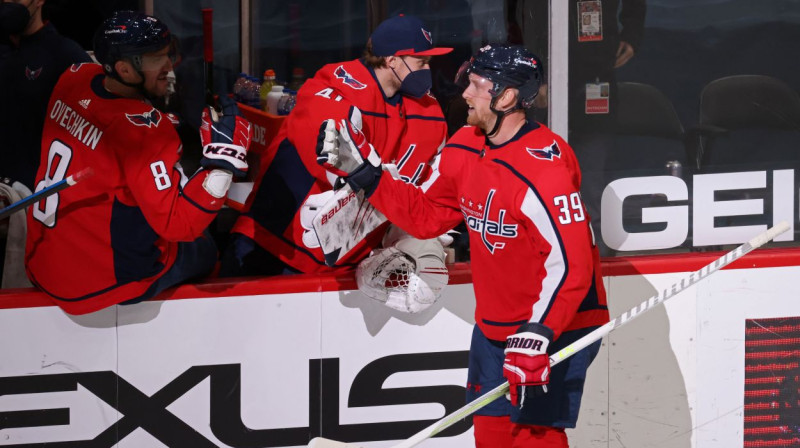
(486, 95, 521, 138)
(111, 59, 151, 99)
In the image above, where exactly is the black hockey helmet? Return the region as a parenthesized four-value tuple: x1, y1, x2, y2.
(93, 10, 178, 80)
(456, 44, 543, 109)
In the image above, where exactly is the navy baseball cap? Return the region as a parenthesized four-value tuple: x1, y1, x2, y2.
(371, 14, 453, 57)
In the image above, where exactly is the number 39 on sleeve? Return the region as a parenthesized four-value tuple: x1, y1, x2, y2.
(553, 192, 585, 225)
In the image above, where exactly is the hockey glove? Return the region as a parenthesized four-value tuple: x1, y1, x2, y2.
(503, 322, 554, 409)
(200, 96, 252, 178)
(316, 114, 382, 197)
(298, 190, 335, 249)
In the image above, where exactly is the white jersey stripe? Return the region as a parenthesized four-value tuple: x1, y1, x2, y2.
(520, 188, 567, 322)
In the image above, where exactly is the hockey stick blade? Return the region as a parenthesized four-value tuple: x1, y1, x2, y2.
(308, 221, 790, 448)
(0, 167, 94, 221)
(308, 438, 365, 448)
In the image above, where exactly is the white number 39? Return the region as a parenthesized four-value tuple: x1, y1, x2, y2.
(554, 192, 585, 225)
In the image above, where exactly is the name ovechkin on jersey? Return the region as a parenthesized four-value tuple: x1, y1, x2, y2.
(49, 99, 103, 150)
(461, 189, 518, 254)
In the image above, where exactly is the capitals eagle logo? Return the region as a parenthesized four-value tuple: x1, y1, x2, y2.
(25, 66, 42, 81)
(526, 141, 561, 161)
(126, 109, 162, 128)
(334, 65, 367, 90)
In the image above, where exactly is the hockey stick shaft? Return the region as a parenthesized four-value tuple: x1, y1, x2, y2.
(309, 221, 790, 448)
(201, 8, 215, 106)
(0, 168, 93, 221)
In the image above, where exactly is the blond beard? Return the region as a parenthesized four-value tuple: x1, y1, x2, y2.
(466, 110, 495, 134)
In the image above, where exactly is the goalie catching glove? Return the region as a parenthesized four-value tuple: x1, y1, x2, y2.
(503, 322, 554, 409)
(356, 228, 449, 313)
(200, 96, 252, 179)
(316, 107, 383, 196)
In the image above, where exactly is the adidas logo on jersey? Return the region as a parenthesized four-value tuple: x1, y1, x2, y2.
(78, 99, 91, 109)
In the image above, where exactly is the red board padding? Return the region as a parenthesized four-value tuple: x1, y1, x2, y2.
(2, 249, 797, 311)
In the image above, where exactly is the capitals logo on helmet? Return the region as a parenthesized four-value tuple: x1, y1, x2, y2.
(334, 65, 367, 90)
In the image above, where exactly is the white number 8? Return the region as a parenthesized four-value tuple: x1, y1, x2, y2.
(150, 160, 172, 191)
(32, 141, 72, 228)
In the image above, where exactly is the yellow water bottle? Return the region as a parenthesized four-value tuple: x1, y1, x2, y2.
(260, 69, 276, 111)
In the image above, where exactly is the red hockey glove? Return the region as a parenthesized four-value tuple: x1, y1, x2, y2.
(503, 322, 554, 409)
(200, 96, 252, 178)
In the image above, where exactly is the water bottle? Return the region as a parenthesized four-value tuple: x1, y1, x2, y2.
(238, 75, 254, 106)
(248, 76, 262, 109)
(288, 67, 305, 92)
(266, 85, 285, 115)
(232, 72, 247, 103)
(260, 69, 276, 111)
(277, 89, 297, 116)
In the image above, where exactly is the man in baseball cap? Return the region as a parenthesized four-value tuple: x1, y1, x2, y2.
(223, 14, 453, 277)
(365, 14, 453, 98)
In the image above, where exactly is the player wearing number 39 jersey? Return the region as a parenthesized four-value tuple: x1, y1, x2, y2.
(322, 45, 609, 447)
(25, 11, 252, 315)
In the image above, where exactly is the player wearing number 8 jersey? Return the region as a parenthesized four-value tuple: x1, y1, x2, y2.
(320, 45, 609, 447)
(25, 11, 252, 314)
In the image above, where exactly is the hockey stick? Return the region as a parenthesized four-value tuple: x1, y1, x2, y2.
(201, 8, 215, 107)
(0, 168, 93, 221)
(308, 221, 791, 448)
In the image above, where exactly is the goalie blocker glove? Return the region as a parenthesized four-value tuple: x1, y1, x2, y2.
(503, 322, 554, 409)
(200, 96, 252, 178)
(316, 109, 382, 196)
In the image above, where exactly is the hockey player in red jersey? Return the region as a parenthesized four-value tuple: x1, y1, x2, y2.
(223, 14, 452, 277)
(317, 45, 609, 447)
(25, 11, 252, 314)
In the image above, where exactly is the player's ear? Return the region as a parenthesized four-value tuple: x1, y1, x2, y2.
(385, 55, 398, 70)
(498, 88, 519, 111)
(114, 60, 139, 82)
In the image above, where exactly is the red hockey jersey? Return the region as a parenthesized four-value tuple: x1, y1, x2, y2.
(369, 122, 609, 341)
(231, 59, 447, 273)
(26, 63, 225, 314)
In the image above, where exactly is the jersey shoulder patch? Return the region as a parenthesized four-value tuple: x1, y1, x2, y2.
(526, 141, 561, 161)
(333, 64, 367, 90)
(125, 108, 162, 128)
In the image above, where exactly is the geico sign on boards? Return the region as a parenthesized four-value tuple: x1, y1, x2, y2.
(0, 352, 469, 447)
(601, 170, 795, 251)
